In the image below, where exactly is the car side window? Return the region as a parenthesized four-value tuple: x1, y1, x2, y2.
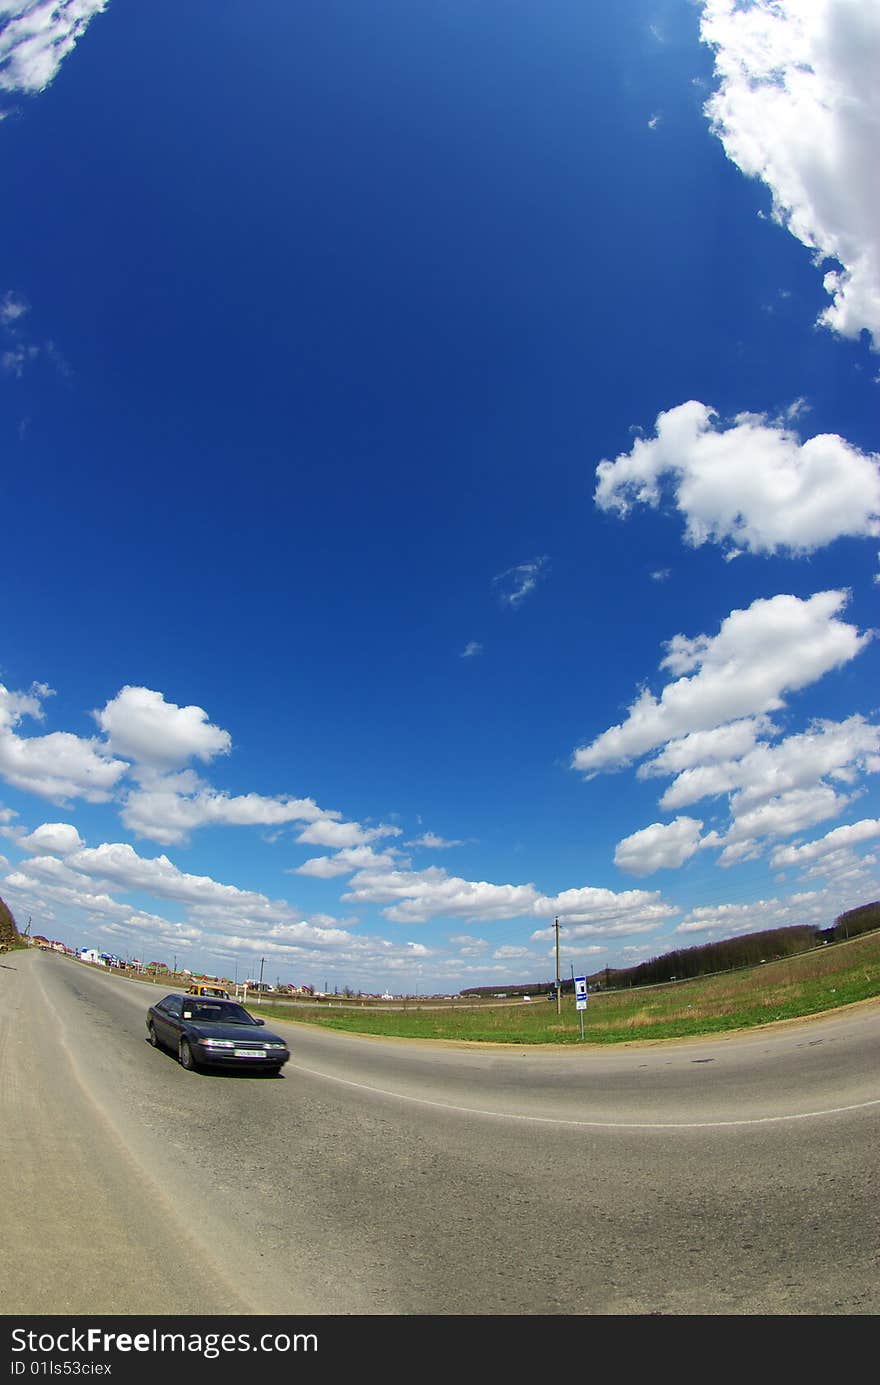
(165, 996, 183, 1017)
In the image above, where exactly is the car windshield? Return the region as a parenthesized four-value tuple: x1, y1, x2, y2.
(184, 1002, 257, 1025)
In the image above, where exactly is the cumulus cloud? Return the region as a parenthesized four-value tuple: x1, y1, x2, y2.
(66, 841, 274, 910)
(572, 590, 870, 775)
(714, 784, 852, 866)
(675, 890, 828, 935)
(341, 858, 674, 930)
(614, 817, 705, 876)
(121, 781, 335, 847)
(95, 687, 231, 769)
(771, 817, 880, 869)
(532, 885, 675, 930)
(20, 821, 83, 855)
(2, 846, 415, 975)
(295, 845, 402, 879)
(493, 556, 548, 607)
(0, 1, 110, 97)
(344, 866, 540, 925)
(657, 714, 880, 813)
(295, 818, 401, 850)
(700, 0, 880, 348)
(639, 716, 776, 783)
(0, 681, 50, 729)
(0, 679, 128, 803)
(595, 401, 880, 556)
(448, 933, 489, 955)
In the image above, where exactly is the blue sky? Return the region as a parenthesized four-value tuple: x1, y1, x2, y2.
(1, 0, 878, 992)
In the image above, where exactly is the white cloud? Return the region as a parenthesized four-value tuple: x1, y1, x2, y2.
(296, 818, 401, 850)
(0, 290, 28, 325)
(448, 933, 489, 955)
(595, 401, 880, 555)
(700, 0, 880, 348)
(95, 687, 231, 769)
(640, 716, 775, 782)
(460, 641, 483, 659)
(295, 845, 402, 879)
(344, 865, 540, 924)
(121, 782, 334, 846)
(717, 784, 852, 864)
(531, 917, 665, 941)
(65, 841, 284, 914)
(614, 817, 705, 876)
(676, 888, 841, 936)
(533, 886, 676, 930)
(771, 817, 880, 868)
(20, 821, 83, 855)
(0, 679, 128, 803)
(0, 2, 109, 97)
(342, 858, 676, 931)
(659, 714, 880, 812)
(0, 681, 49, 729)
(1, 344, 39, 376)
(405, 832, 464, 849)
(493, 556, 548, 607)
(795, 846, 879, 890)
(572, 590, 870, 774)
(620, 712, 878, 871)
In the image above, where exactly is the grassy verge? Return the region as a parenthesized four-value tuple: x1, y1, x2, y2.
(253, 931, 880, 1045)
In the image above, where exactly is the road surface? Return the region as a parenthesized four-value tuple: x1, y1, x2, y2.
(2, 948, 878, 1314)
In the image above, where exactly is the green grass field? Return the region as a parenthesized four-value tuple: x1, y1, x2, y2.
(254, 930, 880, 1045)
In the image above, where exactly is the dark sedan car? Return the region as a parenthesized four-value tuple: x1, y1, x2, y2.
(147, 994, 290, 1074)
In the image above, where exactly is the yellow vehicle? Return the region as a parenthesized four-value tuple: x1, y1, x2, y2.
(185, 982, 231, 999)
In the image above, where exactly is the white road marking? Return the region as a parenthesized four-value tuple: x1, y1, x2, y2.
(288, 1059, 880, 1129)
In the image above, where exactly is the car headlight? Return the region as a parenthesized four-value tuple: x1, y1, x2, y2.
(197, 1038, 236, 1049)
(264, 1042, 288, 1050)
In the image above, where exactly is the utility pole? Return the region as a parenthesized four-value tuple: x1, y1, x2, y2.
(257, 956, 265, 1005)
(555, 917, 561, 1016)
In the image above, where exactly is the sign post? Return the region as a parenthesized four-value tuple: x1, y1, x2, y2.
(574, 974, 588, 1041)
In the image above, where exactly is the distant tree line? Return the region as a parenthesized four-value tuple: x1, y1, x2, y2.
(590, 924, 818, 990)
(828, 899, 880, 941)
(459, 900, 880, 997)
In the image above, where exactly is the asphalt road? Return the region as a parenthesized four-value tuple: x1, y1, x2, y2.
(2, 948, 878, 1315)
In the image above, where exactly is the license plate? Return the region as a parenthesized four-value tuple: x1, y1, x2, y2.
(234, 1048, 266, 1058)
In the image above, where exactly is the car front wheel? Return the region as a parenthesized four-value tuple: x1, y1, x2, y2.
(147, 1022, 158, 1047)
(179, 1038, 196, 1071)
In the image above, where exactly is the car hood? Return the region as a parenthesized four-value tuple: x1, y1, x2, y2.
(187, 1023, 289, 1045)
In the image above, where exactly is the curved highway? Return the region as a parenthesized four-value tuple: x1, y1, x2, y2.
(2, 949, 878, 1314)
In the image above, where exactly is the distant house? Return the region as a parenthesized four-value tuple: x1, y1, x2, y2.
(79, 948, 104, 965)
